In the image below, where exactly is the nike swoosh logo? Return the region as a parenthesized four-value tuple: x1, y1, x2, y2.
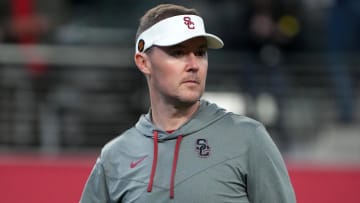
(130, 155, 148, 168)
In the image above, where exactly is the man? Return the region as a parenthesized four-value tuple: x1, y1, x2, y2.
(80, 3, 296, 203)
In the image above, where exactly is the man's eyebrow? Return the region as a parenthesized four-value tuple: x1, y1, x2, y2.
(170, 44, 184, 49)
(170, 43, 207, 49)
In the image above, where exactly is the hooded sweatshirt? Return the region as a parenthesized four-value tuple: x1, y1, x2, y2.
(80, 100, 296, 203)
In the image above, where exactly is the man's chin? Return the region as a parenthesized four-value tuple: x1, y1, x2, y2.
(172, 96, 201, 108)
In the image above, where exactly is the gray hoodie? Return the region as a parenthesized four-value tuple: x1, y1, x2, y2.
(80, 100, 296, 203)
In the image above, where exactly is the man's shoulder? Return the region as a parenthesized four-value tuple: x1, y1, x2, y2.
(101, 127, 141, 155)
(213, 113, 268, 143)
(222, 112, 263, 130)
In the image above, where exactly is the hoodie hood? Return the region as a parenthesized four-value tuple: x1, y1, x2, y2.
(135, 99, 230, 199)
(135, 100, 229, 141)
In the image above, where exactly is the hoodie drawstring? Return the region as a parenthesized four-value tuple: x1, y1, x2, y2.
(147, 130, 158, 193)
(147, 130, 183, 199)
(170, 135, 183, 199)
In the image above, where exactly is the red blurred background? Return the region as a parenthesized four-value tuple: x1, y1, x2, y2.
(1, 154, 359, 203)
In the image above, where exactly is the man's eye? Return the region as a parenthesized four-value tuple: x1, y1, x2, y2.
(195, 50, 207, 57)
(170, 50, 184, 57)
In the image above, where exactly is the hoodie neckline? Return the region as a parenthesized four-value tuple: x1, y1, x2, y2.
(138, 100, 229, 199)
(135, 100, 229, 141)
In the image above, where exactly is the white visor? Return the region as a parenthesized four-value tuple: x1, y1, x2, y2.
(136, 15, 224, 53)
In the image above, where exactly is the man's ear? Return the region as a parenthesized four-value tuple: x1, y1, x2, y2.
(134, 53, 151, 75)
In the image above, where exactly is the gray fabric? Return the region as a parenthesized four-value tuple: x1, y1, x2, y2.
(80, 100, 296, 203)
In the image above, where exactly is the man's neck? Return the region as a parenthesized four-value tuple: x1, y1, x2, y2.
(150, 100, 200, 131)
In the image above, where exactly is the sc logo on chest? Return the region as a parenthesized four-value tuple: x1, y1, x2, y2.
(195, 138, 211, 158)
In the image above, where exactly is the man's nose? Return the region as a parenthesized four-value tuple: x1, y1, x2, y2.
(185, 52, 199, 71)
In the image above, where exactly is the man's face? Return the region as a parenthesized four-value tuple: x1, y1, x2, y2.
(146, 37, 208, 106)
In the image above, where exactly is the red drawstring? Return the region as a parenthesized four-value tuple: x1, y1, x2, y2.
(170, 135, 183, 199)
(147, 131, 183, 199)
(147, 131, 158, 192)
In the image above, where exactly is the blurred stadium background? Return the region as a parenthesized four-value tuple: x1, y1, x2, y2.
(0, 0, 359, 202)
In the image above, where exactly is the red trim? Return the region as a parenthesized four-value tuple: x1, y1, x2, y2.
(147, 131, 158, 192)
(170, 135, 183, 199)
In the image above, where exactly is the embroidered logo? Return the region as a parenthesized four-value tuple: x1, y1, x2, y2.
(183, 16, 195, 29)
(130, 155, 148, 168)
(137, 39, 145, 52)
(195, 139, 210, 158)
